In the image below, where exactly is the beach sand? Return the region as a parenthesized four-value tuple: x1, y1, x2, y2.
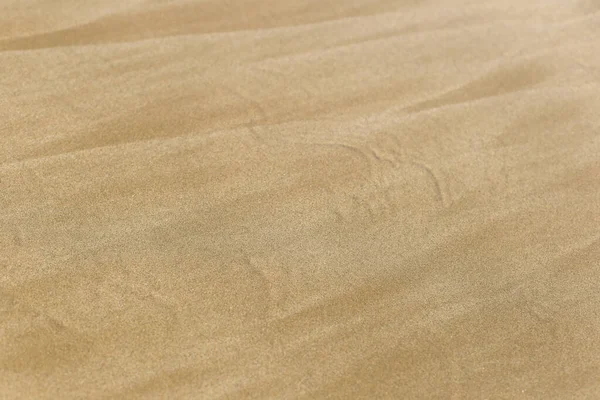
(1, 0, 600, 398)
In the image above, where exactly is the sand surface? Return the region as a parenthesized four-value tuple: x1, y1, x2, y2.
(1, 0, 600, 398)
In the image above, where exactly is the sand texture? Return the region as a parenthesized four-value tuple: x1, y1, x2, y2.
(1, 0, 600, 398)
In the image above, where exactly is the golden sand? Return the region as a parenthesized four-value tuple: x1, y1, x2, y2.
(1, 0, 599, 398)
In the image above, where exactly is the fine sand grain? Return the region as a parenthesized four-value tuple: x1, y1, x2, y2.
(1, 0, 600, 398)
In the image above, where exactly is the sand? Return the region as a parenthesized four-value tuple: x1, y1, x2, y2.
(1, 0, 599, 398)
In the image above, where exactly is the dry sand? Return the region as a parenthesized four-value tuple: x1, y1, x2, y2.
(1, 0, 600, 398)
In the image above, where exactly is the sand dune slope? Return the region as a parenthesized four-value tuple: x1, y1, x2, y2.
(1, 0, 600, 398)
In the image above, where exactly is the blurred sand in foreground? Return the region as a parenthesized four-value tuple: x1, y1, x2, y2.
(1, 0, 600, 398)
